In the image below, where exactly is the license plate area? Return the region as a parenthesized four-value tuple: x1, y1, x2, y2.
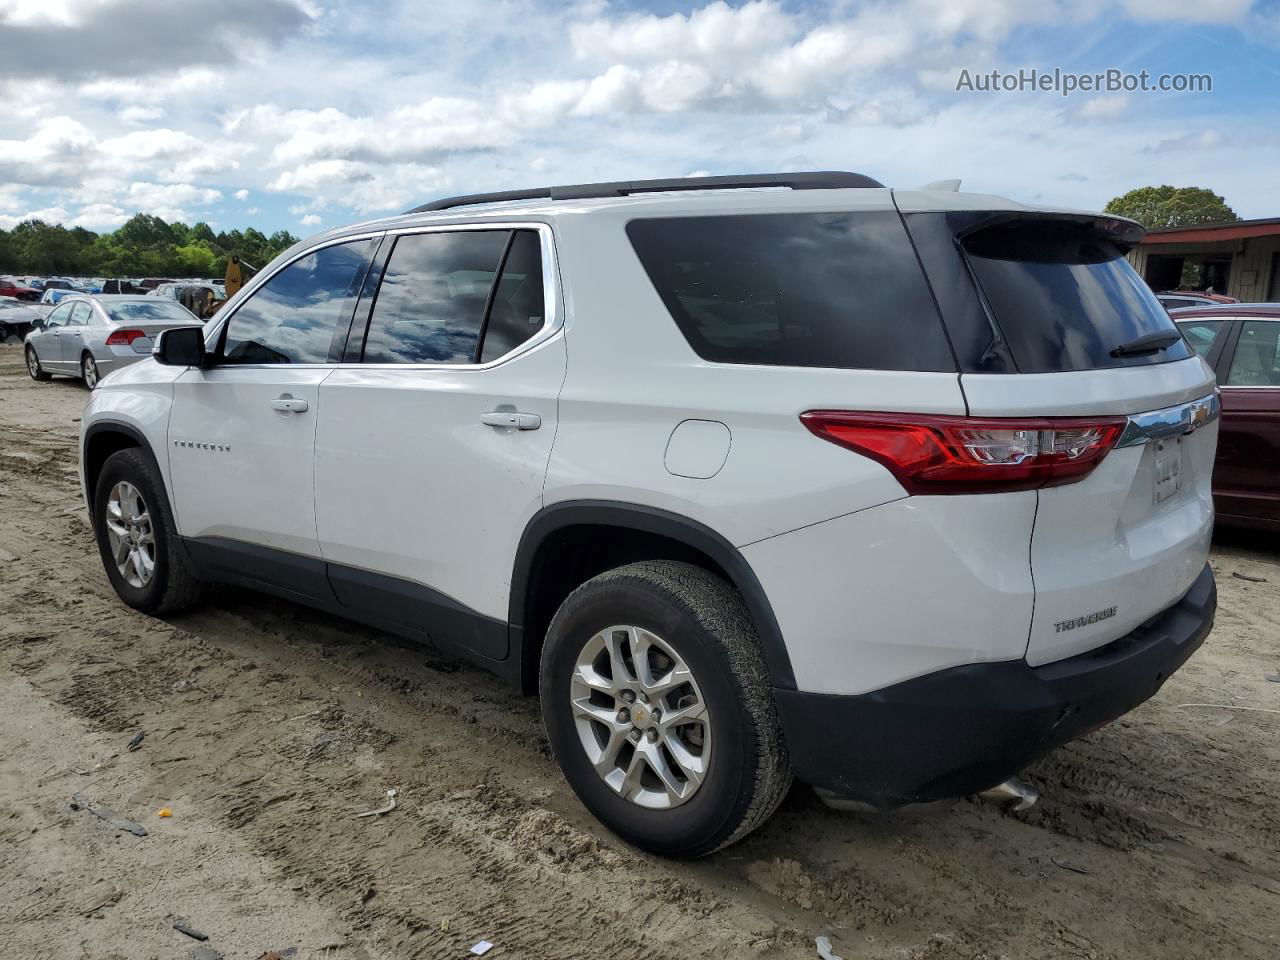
(1153, 437, 1182, 504)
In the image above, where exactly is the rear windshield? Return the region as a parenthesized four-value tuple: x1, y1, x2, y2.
(963, 221, 1190, 372)
(626, 212, 954, 371)
(105, 301, 197, 324)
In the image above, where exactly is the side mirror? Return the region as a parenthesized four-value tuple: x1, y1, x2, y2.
(153, 326, 207, 367)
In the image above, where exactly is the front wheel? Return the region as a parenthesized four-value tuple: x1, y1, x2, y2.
(93, 448, 205, 615)
(81, 352, 100, 390)
(26, 345, 51, 381)
(540, 560, 791, 857)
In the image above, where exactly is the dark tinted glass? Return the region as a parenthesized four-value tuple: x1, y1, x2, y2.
(363, 231, 509, 365)
(626, 213, 954, 371)
(964, 222, 1191, 372)
(1176, 319, 1225, 358)
(480, 231, 545, 363)
(222, 238, 376, 364)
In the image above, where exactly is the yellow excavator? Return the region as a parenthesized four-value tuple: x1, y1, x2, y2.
(223, 255, 256, 298)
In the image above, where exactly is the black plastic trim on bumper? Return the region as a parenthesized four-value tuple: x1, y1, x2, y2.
(774, 563, 1216, 808)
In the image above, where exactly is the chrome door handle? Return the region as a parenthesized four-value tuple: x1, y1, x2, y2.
(270, 395, 309, 413)
(480, 410, 540, 430)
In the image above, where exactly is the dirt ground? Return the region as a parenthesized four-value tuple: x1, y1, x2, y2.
(0, 340, 1277, 960)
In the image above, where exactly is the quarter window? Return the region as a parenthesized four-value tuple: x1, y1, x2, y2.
(1226, 321, 1280, 386)
(626, 213, 955, 371)
(221, 238, 377, 365)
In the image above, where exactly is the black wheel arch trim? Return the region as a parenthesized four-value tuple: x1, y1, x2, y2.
(510, 500, 797, 691)
(81, 420, 167, 521)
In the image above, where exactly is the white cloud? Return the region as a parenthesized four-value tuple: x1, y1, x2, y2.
(299, 213, 321, 226)
(1079, 96, 1130, 120)
(119, 105, 164, 125)
(1144, 130, 1225, 154)
(0, 0, 1273, 230)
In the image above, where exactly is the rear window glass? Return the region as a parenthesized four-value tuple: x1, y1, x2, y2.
(626, 212, 954, 371)
(105, 301, 196, 324)
(963, 221, 1191, 372)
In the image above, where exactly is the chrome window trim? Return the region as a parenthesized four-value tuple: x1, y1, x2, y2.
(1116, 391, 1221, 448)
(202, 222, 563, 372)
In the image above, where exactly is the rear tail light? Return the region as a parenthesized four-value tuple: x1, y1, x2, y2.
(800, 411, 1125, 494)
(106, 329, 147, 346)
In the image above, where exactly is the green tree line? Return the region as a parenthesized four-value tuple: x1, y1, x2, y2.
(0, 213, 299, 280)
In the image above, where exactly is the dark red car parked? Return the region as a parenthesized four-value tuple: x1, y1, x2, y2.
(1173, 304, 1280, 532)
(0, 277, 40, 302)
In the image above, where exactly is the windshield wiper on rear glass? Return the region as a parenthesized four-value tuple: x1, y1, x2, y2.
(1110, 330, 1183, 357)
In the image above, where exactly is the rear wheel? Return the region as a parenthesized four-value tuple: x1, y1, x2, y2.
(93, 448, 205, 615)
(25, 345, 51, 381)
(540, 560, 791, 857)
(81, 352, 99, 390)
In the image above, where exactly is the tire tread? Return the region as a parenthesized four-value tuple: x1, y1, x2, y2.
(542, 559, 791, 856)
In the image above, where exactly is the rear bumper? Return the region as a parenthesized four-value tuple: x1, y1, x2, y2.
(774, 563, 1215, 808)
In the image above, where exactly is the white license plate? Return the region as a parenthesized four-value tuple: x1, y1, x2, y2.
(1153, 438, 1182, 503)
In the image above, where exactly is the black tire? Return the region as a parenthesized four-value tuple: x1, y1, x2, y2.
(93, 448, 206, 615)
(540, 560, 791, 857)
(25, 345, 51, 381)
(81, 352, 100, 390)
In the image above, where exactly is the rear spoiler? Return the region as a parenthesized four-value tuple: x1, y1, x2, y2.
(955, 211, 1146, 252)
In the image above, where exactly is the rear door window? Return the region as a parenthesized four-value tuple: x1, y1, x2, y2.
(479, 231, 546, 363)
(1226, 321, 1280, 386)
(963, 220, 1191, 372)
(360, 229, 547, 365)
(626, 212, 955, 371)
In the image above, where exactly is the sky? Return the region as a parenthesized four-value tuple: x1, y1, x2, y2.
(0, 0, 1276, 236)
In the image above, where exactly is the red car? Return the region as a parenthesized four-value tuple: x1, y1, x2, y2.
(1173, 304, 1280, 532)
(0, 277, 40, 302)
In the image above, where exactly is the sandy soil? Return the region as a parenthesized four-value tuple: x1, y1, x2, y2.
(1, 339, 1278, 960)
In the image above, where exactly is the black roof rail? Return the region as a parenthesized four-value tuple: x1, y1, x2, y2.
(405, 171, 885, 214)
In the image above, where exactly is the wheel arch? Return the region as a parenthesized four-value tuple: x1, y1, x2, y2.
(509, 500, 797, 695)
(82, 421, 164, 529)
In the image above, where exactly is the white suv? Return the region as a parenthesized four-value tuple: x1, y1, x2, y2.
(80, 173, 1219, 857)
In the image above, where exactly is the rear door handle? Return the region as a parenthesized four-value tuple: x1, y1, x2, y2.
(480, 410, 540, 430)
(271, 395, 309, 413)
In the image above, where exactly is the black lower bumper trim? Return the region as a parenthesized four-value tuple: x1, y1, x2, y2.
(775, 563, 1216, 808)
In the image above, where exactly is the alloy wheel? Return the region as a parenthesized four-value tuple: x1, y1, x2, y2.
(569, 625, 712, 810)
(83, 355, 98, 389)
(104, 481, 156, 588)
(26, 348, 40, 378)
